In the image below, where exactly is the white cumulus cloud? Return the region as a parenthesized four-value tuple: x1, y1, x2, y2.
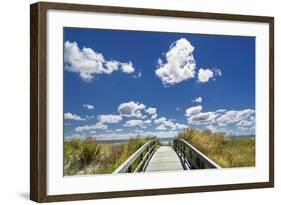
(236, 120, 255, 127)
(97, 114, 122, 124)
(184, 107, 255, 131)
(144, 119, 152, 124)
(120, 62, 135, 73)
(185, 106, 203, 117)
(154, 117, 168, 124)
(151, 114, 158, 120)
(145, 107, 157, 115)
(215, 109, 227, 113)
(197, 68, 214, 83)
(155, 124, 167, 130)
(64, 112, 86, 121)
(118, 101, 146, 118)
(188, 112, 218, 125)
(174, 123, 188, 130)
(155, 38, 196, 85)
(64, 41, 135, 81)
(154, 117, 188, 130)
(216, 109, 255, 126)
(123, 119, 146, 128)
(75, 123, 107, 132)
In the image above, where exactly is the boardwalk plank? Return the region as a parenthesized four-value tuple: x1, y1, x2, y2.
(145, 146, 184, 172)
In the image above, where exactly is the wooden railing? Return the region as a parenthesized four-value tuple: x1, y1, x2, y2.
(113, 139, 158, 173)
(173, 139, 221, 169)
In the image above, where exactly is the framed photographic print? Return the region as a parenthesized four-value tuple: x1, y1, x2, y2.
(30, 1, 274, 202)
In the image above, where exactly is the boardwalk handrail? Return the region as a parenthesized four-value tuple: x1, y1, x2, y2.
(173, 139, 221, 169)
(113, 139, 157, 173)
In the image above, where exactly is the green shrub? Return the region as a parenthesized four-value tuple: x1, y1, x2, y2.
(80, 142, 100, 165)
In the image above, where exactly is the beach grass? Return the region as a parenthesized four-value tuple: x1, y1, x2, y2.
(177, 128, 255, 168)
(64, 136, 154, 175)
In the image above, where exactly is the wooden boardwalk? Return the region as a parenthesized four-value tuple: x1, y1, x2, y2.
(113, 139, 221, 173)
(145, 146, 184, 172)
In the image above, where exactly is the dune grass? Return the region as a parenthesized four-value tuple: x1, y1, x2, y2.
(177, 128, 255, 168)
(64, 136, 153, 176)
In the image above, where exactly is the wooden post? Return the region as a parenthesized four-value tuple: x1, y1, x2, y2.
(180, 141, 183, 157)
(182, 144, 186, 160)
(189, 149, 193, 168)
(196, 157, 201, 169)
(127, 165, 132, 173)
(140, 152, 144, 161)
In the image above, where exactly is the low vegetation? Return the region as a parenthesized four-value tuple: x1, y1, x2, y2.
(64, 136, 154, 176)
(177, 128, 255, 168)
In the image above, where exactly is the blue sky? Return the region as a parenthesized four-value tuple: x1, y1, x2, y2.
(63, 27, 255, 139)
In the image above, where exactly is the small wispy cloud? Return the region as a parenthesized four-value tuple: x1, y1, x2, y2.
(85, 115, 95, 120)
(75, 123, 107, 132)
(192, 97, 203, 103)
(83, 104, 95, 110)
(64, 112, 86, 121)
(133, 71, 142, 78)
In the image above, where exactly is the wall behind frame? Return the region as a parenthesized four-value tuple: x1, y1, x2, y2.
(0, 0, 279, 204)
